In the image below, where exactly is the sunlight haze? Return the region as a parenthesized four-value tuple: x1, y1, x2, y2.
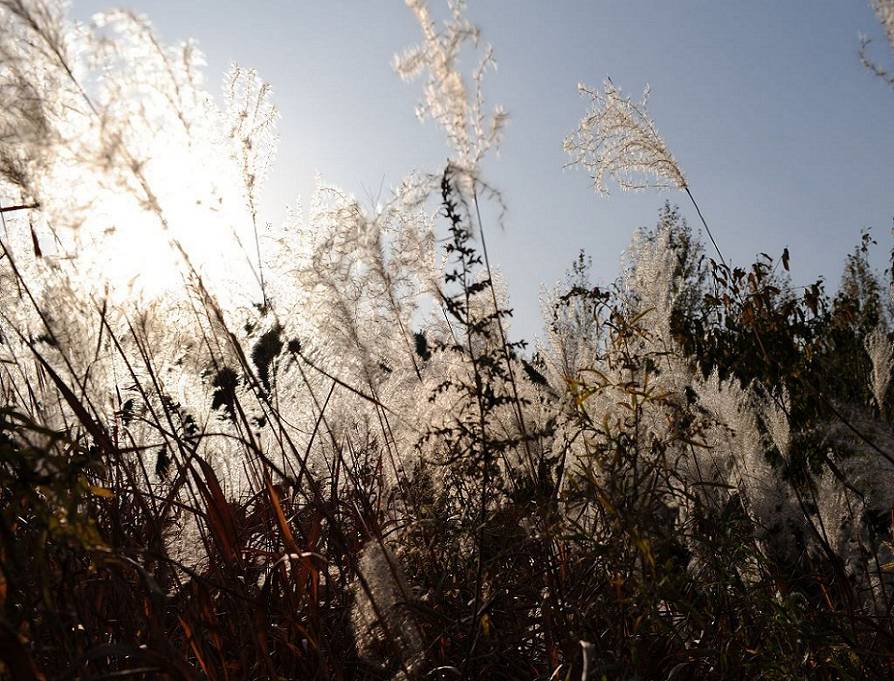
(71, 0, 894, 341)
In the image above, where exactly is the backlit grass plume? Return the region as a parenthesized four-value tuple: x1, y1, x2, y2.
(564, 79, 686, 194)
(861, 0, 894, 86)
(394, 0, 508, 170)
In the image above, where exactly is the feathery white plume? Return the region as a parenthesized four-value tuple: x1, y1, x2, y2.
(866, 325, 894, 409)
(564, 80, 686, 195)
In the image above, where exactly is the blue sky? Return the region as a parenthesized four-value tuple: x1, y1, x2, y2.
(73, 1, 894, 341)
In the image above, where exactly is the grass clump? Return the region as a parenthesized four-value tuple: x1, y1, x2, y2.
(2, 1, 894, 679)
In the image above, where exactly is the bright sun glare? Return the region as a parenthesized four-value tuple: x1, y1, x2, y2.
(48, 111, 263, 309)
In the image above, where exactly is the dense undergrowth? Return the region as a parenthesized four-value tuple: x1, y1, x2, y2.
(2, 0, 894, 679)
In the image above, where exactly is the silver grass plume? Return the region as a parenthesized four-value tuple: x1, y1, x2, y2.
(0, 1, 262, 307)
(860, 0, 894, 85)
(866, 325, 894, 410)
(564, 80, 686, 195)
(350, 541, 423, 679)
(871, 0, 894, 54)
(394, 0, 508, 171)
(224, 65, 278, 221)
(693, 372, 796, 557)
(620, 222, 682, 350)
(762, 386, 791, 460)
(224, 64, 279, 302)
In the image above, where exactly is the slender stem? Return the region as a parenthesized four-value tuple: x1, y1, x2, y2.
(471, 185, 537, 480)
(684, 185, 726, 268)
(253, 218, 268, 309)
(0, 203, 39, 214)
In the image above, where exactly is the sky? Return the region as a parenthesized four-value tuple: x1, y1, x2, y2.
(72, 0, 894, 342)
